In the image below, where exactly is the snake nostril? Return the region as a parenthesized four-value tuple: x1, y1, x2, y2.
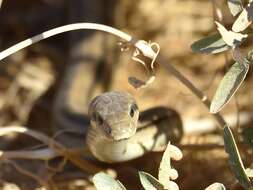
(103, 124, 112, 135)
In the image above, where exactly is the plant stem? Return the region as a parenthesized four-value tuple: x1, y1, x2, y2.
(157, 56, 228, 129)
(0, 23, 132, 61)
(0, 22, 228, 129)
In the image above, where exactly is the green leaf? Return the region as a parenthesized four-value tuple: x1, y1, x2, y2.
(223, 126, 251, 189)
(227, 0, 243, 16)
(210, 60, 249, 113)
(139, 171, 164, 190)
(205, 182, 226, 190)
(191, 33, 230, 54)
(232, 2, 253, 32)
(93, 172, 127, 190)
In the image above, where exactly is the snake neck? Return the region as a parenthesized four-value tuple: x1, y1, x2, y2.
(86, 125, 129, 163)
(86, 121, 171, 163)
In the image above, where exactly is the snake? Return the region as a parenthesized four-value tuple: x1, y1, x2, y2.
(54, 72, 183, 163)
(86, 91, 184, 163)
(52, 4, 183, 162)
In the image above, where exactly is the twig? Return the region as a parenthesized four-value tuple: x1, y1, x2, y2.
(156, 56, 228, 129)
(0, 126, 101, 173)
(179, 143, 224, 151)
(0, 23, 228, 130)
(234, 94, 240, 131)
(0, 23, 132, 61)
(4, 159, 51, 190)
(0, 148, 58, 160)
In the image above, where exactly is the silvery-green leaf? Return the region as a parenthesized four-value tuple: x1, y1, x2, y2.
(210, 59, 249, 113)
(158, 144, 172, 188)
(215, 21, 248, 47)
(246, 168, 253, 177)
(139, 171, 164, 190)
(232, 2, 253, 32)
(227, 0, 243, 16)
(158, 144, 182, 188)
(223, 126, 251, 189)
(205, 183, 226, 190)
(191, 33, 230, 54)
(93, 172, 127, 190)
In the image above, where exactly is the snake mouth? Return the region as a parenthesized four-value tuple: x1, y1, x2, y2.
(96, 119, 137, 141)
(111, 124, 137, 141)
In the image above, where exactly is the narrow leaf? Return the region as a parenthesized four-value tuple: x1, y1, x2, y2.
(139, 171, 164, 190)
(158, 144, 182, 188)
(232, 2, 253, 32)
(205, 182, 226, 190)
(210, 59, 249, 113)
(191, 33, 230, 54)
(223, 126, 251, 189)
(158, 144, 173, 188)
(227, 0, 243, 16)
(93, 172, 127, 190)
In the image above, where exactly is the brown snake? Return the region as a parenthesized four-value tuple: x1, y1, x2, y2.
(51, 1, 183, 163)
(54, 71, 183, 163)
(86, 91, 183, 163)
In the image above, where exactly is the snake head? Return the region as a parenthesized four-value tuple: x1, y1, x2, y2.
(88, 91, 139, 141)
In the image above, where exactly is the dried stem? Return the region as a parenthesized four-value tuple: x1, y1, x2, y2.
(0, 23, 228, 131)
(0, 126, 101, 173)
(0, 148, 58, 160)
(0, 23, 132, 61)
(5, 159, 51, 190)
(157, 56, 228, 129)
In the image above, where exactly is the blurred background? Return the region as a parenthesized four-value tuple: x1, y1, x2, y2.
(0, 0, 252, 189)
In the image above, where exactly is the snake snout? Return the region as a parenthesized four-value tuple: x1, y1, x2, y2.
(110, 120, 136, 141)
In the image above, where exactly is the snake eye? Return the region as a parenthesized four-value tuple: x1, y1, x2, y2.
(129, 103, 138, 117)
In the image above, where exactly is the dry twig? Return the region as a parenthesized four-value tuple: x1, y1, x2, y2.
(0, 126, 101, 173)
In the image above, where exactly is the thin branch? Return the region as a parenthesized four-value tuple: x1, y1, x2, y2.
(0, 23, 228, 130)
(157, 56, 228, 129)
(0, 126, 101, 173)
(179, 143, 224, 151)
(4, 159, 51, 190)
(0, 23, 132, 61)
(0, 148, 58, 160)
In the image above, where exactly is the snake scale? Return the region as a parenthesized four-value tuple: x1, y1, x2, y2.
(53, 0, 183, 163)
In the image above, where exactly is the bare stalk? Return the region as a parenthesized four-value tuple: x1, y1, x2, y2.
(0, 23, 132, 61)
(0, 148, 58, 160)
(0, 23, 228, 129)
(157, 56, 228, 129)
(4, 159, 51, 190)
(0, 126, 101, 173)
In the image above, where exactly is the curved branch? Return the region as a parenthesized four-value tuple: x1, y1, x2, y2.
(0, 23, 132, 61)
